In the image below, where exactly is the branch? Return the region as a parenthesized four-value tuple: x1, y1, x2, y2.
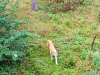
(91, 34, 97, 51)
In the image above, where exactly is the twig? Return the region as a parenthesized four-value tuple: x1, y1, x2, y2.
(91, 34, 97, 51)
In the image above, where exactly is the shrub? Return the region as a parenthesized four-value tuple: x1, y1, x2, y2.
(0, 0, 40, 73)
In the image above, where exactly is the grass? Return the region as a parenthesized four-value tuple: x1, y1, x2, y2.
(11, 0, 100, 75)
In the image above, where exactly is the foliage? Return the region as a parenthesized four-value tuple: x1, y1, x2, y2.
(1, 0, 24, 60)
(41, 2, 64, 14)
(0, 60, 25, 73)
(65, 50, 73, 57)
(92, 51, 100, 68)
(40, 0, 92, 13)
(73, 0, 92, 5)
(60, 57, 76, 69)
(78, 49, 87, 59)
(64, 18, 72, 28)
(0, 0, 40, 73)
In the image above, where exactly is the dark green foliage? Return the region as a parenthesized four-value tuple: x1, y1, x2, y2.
(0, 60, 24, 73)
(0, 0, 25, 60)
(60, 57, 76, 69)
(0, 0, 40, 73)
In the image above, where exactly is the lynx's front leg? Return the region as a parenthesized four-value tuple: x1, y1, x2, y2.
(55, 55, 58, 65)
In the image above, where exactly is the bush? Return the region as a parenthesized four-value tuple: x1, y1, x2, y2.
(0, 0, 40, 73)
(0, 0, 25, 60)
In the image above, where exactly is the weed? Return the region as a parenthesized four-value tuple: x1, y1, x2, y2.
(87, 50, 93, 60)
(65, 50, 73, 57)
(61, 57, 76, 69)
(65, 18, 72, 28)
(49, 32, 60, 38)
(82, 69, 99, 75)
(23, 71, 35, 75)
(78, 50, 87, 59)
(92, 51, 100, 68)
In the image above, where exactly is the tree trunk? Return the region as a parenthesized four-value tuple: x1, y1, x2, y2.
(31, 0, 38, 11)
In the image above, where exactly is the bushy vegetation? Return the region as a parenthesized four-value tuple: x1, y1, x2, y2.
(0, 0, 40, 73)
(1, 0, 100, 75)
(40, 0, 92, 14)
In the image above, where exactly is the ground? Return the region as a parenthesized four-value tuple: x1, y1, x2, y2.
(14, 0, 100, 74)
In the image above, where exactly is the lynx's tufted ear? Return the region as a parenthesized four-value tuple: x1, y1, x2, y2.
(47, 40, 51, 47)
(47, 40, 49, 46)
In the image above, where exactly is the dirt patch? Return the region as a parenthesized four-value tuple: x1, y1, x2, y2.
(44, 1, 78, 13)
(63, 2, 78, 12)
(55, 0, 64, 3)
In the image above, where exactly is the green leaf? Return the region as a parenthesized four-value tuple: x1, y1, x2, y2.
(33, 34, 41, 39)
(0, 55, 2, 59)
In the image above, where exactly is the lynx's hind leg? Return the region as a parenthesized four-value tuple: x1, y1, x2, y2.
(51, 53, 53, 60)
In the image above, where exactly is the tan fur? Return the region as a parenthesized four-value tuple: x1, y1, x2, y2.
(47, 40, 58, 65)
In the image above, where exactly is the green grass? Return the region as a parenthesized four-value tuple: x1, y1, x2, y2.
(12, 0, 100, 75)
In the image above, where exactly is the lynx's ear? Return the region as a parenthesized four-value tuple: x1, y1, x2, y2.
(47, 40, 50, 46)
(47, 41, 49, 46)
